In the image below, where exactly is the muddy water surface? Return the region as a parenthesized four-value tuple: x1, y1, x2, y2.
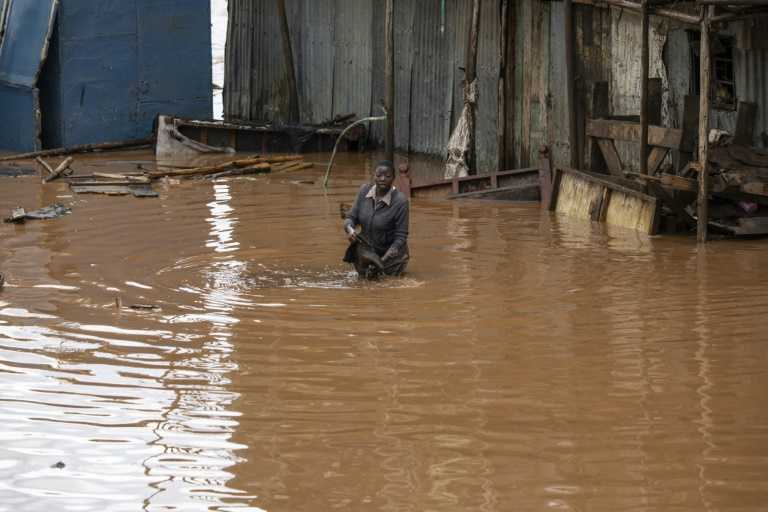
(1, 151, 768, 511)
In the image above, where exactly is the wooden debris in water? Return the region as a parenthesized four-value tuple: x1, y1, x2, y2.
(147, 154, 307, 179)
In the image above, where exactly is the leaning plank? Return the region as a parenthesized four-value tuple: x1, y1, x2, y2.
(647, 147, 670, 175)
(587, 119, 683, 150)
(35, 157, 54, 177)
(42, 156, 74, 183)
(596, 139, 623, 176)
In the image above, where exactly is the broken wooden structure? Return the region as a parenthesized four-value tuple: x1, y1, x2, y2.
(155, 115, 366, 161)
(547, 1, 768, 239)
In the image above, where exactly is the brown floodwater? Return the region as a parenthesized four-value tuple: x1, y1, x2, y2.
(1, 150, 768, 511)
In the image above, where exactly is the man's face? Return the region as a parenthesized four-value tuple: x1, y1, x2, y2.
(374, 166, 395, 190)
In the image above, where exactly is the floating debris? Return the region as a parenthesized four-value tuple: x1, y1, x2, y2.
(130, 304, 160, 311)
(5, 204, 72, 223)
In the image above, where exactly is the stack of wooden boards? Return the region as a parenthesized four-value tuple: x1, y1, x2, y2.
(33, 154, 314, 198)
(147, 155, 314, 180)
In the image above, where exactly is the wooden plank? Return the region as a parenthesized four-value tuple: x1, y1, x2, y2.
(647, 147, 669, 175)
(588, 82, 611, 173)
(586, 119, 684, 149)
(734, 101, 758, 146)
(538, 147, 553, 209)
(597, 139, 624, 176)
(661, 173, 697, 192)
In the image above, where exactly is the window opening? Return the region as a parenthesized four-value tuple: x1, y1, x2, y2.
(688, 30, 737, 111)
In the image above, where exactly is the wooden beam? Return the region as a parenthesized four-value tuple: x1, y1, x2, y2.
(503, 0, 517, 167)
(276, 0, 300, 123)
(711, 7, 768, 22)
(640, 0, 650, 174)
(586, 119, 684, 149)
(466, 0, 482, 173)
(647, 147, 670, 175)
(572, 0, 702, 24)
(697, 6, 713, 243)
(498, 0, 508, 170)
(597, 139, 624, 176)
(384, 0, 395, 162)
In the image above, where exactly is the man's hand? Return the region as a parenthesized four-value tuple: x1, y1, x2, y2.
(382, 247, 398, 262)
(346, 225, 357, 242)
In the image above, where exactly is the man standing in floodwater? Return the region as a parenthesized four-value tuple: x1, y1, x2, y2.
(343, 160, 410, 278)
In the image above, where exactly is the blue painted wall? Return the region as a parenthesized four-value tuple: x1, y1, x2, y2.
(0, 0, 57, 152)
(40, 0, 212, 148)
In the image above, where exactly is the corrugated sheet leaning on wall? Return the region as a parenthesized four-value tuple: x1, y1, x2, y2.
(225, 0, 502, 172)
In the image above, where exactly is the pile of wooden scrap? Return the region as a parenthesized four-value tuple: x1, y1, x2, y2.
(147, 155, 314, 180)
(699, 143, 768, 236)
(26, 154, 315, 198)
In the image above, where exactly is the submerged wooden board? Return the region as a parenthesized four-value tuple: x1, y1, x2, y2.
(551, 168, 660, 235)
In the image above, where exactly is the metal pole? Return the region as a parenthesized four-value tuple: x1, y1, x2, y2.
(640, 0, 650, 174)
(697, 6, 713, 243)
(384, 0, 395, 162)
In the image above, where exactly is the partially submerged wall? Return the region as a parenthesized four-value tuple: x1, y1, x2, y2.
(225, 0, 502, 173)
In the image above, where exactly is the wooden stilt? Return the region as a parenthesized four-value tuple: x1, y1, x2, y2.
(640, 0, 650, 175)
(465, 0, 481, 173)
(384, 0, 395, 162)
(697, 6, 713, 243)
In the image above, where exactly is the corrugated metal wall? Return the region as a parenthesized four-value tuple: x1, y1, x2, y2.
(225, 0, 503, 172)
(225, 1, 768, 172)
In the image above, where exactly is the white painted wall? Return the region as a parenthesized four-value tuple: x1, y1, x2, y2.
(211, 0, 227, 119)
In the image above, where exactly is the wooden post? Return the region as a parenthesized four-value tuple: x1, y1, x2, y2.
(466, 0, 481, 173)
(497, 0, 508, 171)
(564, 0, 578, 169)
(276, 0, 300, 123)
(504, 0, 516, 167)
(384, 0, 395, 162)
(697, 6, 713, 243)
(640, 0, 650, 175)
